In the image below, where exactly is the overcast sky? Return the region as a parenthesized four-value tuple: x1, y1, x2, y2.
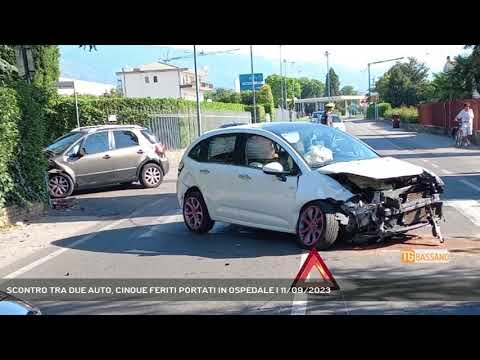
(161, 45, 469, 75)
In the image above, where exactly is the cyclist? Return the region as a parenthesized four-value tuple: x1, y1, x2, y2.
(454, 103, 474, 147)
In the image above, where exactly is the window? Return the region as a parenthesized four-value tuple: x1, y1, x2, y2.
(244, 135, 295, 173)
(206, 135, 237, 164)
(82, 132, 109, 155)
(46, 132, 84, 154)
(113, 131, 139, 149)
(141, 129, 158, 144)
(153, 76, 158, 83)
(145, 76, 150, 84)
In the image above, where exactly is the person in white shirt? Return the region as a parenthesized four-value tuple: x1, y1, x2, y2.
(455, 103, 474, 146)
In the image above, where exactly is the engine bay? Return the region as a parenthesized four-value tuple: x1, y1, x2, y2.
(328, 171, 444, 243)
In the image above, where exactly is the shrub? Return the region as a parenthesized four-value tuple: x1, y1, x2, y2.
(245, 104, 266, 122)
(384, 106, 418, 123)
(366, 102, 391, 119)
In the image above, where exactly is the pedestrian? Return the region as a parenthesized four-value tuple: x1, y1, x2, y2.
(454, 103, 474, 146)
(321, 103, 335, 127)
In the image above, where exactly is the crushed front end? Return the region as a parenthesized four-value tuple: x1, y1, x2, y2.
(329, 171, 444, 244)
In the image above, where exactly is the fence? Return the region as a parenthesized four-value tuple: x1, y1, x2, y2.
(273, 108, 297, 122)
(147, 111, 251, 149)
(418, 99, 480, 133)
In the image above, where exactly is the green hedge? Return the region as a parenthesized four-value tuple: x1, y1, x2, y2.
(44, 95, 247, 144)
(366, 102, 392, 119)
(0, 83, 50, 208)
(245, 104, 266, 122)
(384, 106, 418, 123)
(0, 87, 20, 208)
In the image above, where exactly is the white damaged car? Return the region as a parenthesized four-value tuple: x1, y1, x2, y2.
(177, 122, 444, 249)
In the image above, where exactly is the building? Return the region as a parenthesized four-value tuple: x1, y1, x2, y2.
(57, 77, 115, 96)
(115, 62, 213, 101)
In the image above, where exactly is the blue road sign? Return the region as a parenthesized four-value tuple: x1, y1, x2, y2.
(239, 73, 264, 91)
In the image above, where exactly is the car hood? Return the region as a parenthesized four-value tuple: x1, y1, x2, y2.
(318, 156, 424, 180)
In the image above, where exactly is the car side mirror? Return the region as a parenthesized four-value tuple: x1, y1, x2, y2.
(263, 162, 289, 182)
(78, 147, 86, 157)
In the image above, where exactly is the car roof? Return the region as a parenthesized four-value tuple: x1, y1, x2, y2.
(71, 124, 145, 133)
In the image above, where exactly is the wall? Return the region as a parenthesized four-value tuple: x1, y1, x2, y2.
(58, 78, 115, 96)
(122, 71, 181, 99)
(419, 99, 480, 132)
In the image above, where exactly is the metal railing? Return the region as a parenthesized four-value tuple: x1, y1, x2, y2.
(148, 111, 251, 149)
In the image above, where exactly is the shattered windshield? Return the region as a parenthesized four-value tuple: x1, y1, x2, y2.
(46, 132, 84, 154)
(270, 124, 379, 168)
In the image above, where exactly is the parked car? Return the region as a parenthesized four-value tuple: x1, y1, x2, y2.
(310, 111, 324, 123)
(0, 291, 41, 315)
(45, 125, 169, 198)
(177, 122, 444, 249)
(331, 115, 346, 132)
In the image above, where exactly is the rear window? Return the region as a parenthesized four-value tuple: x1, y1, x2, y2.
(141, 129, 159, 144)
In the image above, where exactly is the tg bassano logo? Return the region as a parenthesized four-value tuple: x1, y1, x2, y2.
(401, 248, 450, 264)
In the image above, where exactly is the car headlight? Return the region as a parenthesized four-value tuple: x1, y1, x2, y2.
(423, 168, 445, 187)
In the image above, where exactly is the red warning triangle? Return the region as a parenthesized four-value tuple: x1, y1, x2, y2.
(291, 247, 340, 291)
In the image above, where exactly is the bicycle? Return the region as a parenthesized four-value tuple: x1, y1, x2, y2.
(455, 126, 469, 148)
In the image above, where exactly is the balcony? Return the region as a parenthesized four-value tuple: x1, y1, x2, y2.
(180, 81, 214, 91)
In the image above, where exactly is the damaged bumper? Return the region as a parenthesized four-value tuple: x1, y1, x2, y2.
(332, 172, 444, 243)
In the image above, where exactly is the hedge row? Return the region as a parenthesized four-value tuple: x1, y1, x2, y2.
(384, 106, 418, 123)
(366, 102, 392, 119)
(0, 83, 49, 208)
(44, 95, 247, 144)
(245, 104, 266, 122)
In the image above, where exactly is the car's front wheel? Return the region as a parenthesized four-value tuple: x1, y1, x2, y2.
(140, 163, 163, 188)
(48, 173, 74, 198)
(183, 190, 215, 234)
(296, 201, 339, 250)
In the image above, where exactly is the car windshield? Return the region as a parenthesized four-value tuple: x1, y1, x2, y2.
(46, 132, 84, 154)
(267, 123, 379, 168)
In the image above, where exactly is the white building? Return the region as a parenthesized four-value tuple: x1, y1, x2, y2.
(115, 62, 213, 101)
(57, 77, 115, 96)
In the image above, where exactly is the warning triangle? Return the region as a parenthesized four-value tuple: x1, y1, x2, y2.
(291, 247, 340, 291)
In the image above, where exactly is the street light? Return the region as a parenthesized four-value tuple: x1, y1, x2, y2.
(367, 57, 405, 120)
(325, 51, 330, 98)
(193, 45, 202, 136)
(250, 45, 257, 123)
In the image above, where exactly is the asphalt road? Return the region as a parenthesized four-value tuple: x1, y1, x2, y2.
(2, 118, 480, 314)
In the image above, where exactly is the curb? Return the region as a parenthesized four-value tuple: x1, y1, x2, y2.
(0, 202, 47, 227)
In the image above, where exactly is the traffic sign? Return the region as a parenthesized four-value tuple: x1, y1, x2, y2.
(239, 73, 264, 91)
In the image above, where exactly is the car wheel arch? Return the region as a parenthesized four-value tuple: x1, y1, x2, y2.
(183, 186, 214, 217)
(138, 159, 164, 179)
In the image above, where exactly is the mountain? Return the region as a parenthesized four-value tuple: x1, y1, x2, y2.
(60, 45, 368, 92)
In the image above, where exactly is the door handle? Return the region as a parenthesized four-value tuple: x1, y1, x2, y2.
(137, 149, 144, 154)
(200, 169, 210, 174)
(103, 154, 111, 159)
(238, 174, 251, 180)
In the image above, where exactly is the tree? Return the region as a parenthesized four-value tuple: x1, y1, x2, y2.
(375, 57, 430, 107)
(341, 85, 357, 95)
(324, 68, 340, 96)
(265, 74, 285, 108)
(256, 84, 275, 116)
(298, 77, 325, 99)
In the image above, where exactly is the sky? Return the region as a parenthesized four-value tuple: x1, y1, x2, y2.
(60, 45, 470, 92)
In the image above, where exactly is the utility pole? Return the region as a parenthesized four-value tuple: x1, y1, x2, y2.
(250, 45, 257, 123)
(325, 51, 330, 97)
(279, 45, 284, 118)
(193, 45, 202, 136)
(367, 63, 371, 96)
(283, 59, 288, 113)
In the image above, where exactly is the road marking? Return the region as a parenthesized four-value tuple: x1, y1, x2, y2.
(290, 252, 309, 315)
(441, 169, 453, 175)
(422, 159, 429, 163)
(431, 163, 440, 169)
(445, 200, 480, 227)
(460, 179, 480, 193)
(3, 197, 172, 279)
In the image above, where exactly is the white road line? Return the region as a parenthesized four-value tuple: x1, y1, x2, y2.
(290, 252, 309, 315)
(422, 159, 429, 163)
(3, 197, 172, 279)
(460, 179, 480, 193)
(431, 163, 440, 169)
(441, 169, 453, 175)
(445, 200, 480, 227)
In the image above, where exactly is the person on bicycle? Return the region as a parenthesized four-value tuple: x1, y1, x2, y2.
(455, 103, 474, 146)
(320, 103, 335, 127)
